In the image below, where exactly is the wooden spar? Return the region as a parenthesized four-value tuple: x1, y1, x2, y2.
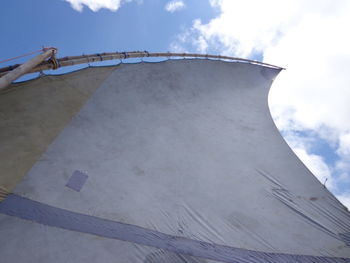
(0, 51, 284, 81)
(0, 48, 57, 90)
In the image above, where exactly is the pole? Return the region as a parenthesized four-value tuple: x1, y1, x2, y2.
(0, 51, 284, 79)
(0, 48, 57, 90)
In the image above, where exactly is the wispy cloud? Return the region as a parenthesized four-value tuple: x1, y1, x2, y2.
(283, 131, 336, 191)
(165, 0, 185, 13)
(170, 0, 350, 208)
(64, 0, 134, 12)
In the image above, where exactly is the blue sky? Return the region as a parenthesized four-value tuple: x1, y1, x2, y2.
(0, 0, 215, 63)
(1, 0, 350, 207)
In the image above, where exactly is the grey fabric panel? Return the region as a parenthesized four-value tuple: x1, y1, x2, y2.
(8, 60, 350, 257)
(1, 194, 350, 263)
(340, 233, 350, 247)
(0, 213, 215, 263)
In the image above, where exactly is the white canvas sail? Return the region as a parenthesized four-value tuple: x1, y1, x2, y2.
(1, 58, 350, 262)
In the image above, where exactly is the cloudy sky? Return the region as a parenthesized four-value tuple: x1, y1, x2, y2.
(1, 0, 349, 207)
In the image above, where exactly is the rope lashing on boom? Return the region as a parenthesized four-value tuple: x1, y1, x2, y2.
(48, 50, 59, 70)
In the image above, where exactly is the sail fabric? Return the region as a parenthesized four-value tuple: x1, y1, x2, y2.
(0, 66, 115, 198)
(1, 59, 350, 262)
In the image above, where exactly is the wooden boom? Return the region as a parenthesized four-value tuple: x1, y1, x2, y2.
(0, 50, 284, 88)
(0, 48, 57, 90)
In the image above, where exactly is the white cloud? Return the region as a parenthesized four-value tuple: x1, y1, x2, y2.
(336, 194, 350, 210)
(337, 133, 350, 157)
(165, 0, 185, 13)
(282, 131, 336, 190)
(294, 147, 334, 190)
(170, 0, 350, 207)
(65, 0, 133, 12)
(263, 8, 350, 192)
(265, 12, 350, 134)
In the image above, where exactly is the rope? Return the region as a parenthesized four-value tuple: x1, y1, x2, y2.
(0, 49, 43, 64)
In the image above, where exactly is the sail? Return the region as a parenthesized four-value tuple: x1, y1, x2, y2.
(1, 59, 350, 262)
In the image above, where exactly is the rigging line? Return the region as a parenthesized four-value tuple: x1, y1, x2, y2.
(0, 49, 43, 64)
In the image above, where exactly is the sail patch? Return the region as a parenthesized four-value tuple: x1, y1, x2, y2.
(66, 170, 88, 192)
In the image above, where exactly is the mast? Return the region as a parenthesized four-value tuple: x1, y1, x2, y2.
(0, 48, 57, 90)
